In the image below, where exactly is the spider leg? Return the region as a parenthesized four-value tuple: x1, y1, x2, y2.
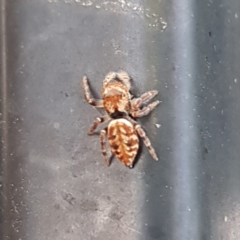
(131, 100, 160, 118)
(82, 76, 103, 107)
(103, 72, 117, 87)
(100, 128, 111, 166)
(88, 115, 110, 135)
(116, 71, 131, 90)
(131, 90, 158, 110)
(135, 124, 158, 161)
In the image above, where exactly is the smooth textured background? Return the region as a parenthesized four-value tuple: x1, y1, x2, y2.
(1, 0, 240, 239)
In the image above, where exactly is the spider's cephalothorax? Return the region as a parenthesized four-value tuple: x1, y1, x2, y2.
(102, 72, 131, 118)
(82, 71, 160, 168)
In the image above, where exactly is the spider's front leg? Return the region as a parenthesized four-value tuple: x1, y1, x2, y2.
(103, 71, 131, 90)
(116, 71, 131, 90)
(82, 76, 103, 107)
(131, 101, 160, 118)
(88, 115, 110, 135)
(100, 128, 111, 166)
(103, 72, 117, 87)
(131, 90, 158, 110)
(135, 124, 158, 161)
(130, 90, 159, 118)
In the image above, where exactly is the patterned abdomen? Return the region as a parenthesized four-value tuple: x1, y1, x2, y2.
(108, 119, 139, 168)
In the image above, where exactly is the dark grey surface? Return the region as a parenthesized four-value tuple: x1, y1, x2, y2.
(1, 0, 240, 239)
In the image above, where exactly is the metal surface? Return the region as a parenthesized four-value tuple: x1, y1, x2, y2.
(1, 0, 240, 239)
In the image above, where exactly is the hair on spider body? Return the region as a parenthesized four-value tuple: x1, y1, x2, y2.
(82, 71, 160, 168)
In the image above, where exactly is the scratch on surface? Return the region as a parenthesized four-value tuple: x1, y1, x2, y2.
(47, 0, 167, 31)
(124, 224, 143, 235)
(111, 38, 128, 56)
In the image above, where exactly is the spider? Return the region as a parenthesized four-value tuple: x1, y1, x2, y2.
(82, 71, 159, 168)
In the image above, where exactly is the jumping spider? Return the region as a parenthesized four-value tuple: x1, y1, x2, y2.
(82, 71, 159, 168)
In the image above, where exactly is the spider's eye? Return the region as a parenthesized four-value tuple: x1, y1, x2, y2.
(110, 111, 125, 119)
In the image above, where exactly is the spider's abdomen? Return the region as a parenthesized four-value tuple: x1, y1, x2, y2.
(108, 119, 139, 168)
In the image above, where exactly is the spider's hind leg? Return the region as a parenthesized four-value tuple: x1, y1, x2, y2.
(88, 115, 110, 135)
(135, 124, 158, 161)
(100, 127, 112, 166)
